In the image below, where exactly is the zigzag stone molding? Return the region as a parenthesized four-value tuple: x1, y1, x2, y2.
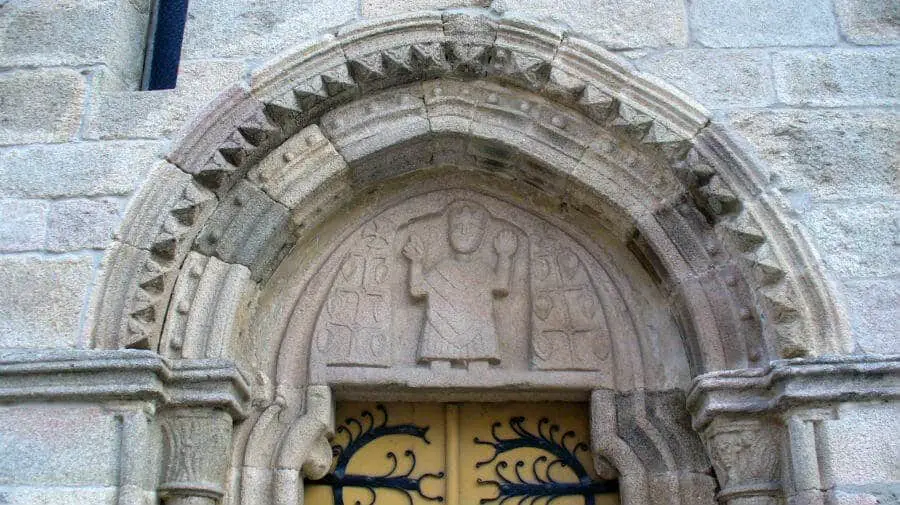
(89, 10, 850, 374)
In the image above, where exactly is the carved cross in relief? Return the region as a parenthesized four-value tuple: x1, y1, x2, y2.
(402, 200, 518, 365)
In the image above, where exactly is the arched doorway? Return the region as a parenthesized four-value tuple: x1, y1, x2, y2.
(85, 11, 853, 505)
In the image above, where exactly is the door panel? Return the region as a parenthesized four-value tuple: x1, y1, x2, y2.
(306, 402, 619, 505)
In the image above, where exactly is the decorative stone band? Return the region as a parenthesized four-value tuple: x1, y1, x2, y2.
(686, 355, 900, 431)
(0, 349, 252, 419)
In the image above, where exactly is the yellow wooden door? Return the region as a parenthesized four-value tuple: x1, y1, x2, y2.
(305, 402, 620, 505)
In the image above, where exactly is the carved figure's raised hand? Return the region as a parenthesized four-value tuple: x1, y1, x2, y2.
(494, 229, 518, 257)
(402, 234, 426, 262)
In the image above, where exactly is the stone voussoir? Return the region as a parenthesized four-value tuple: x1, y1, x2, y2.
(193, 179, 295, 282)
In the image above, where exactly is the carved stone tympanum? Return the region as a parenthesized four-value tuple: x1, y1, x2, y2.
(301, 187, 621, 384)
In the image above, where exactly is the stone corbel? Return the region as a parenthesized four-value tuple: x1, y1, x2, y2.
(272, 385, 336, 505)
(590, 389, 651, 505)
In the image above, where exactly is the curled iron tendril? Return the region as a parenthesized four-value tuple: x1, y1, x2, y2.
(308, 404, 443, 505)
(475, 416, 618, 505)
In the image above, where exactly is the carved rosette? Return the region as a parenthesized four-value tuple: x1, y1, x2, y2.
(159, 409, 233, 505)
(703, 418, 781, 505)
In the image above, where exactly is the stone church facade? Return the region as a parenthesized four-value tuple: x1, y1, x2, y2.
(0, 1, 897, 505)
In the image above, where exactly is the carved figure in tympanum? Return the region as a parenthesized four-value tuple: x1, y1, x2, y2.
(403, 200, 519, 365)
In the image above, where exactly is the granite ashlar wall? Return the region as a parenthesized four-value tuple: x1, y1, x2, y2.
(0, 1, 896, 504)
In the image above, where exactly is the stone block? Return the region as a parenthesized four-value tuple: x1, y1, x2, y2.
(0, 141, 164, 198)
(803, 201, 900, 279)
(690, 0, 838, 47)
(827, 486, 900, 505)
(729, 109, 899, 202)
(0, 256, 94, 348)
(0, 0, 151, 87)
(194, 180, 293, 281)
(0, 486, 117, 505)
(842, 279, 899, 355)
(179, 0, 358, 60)
(834, 0, 900, 45)
(362, 0, 488, 17)
(0, 69, 86, 146)
(0, 199, 47, 252)
(635, 50, 774, 108)
(46, 198, 123, 252)
(818, 402, 900, 487)
(0, 405, 120, 486)
(85, 59, 245, 140)
(248, 125, 351, 232)
(773, 49, 899, 107)
(160, 252, 254, 359)
(493, 0, 688, 49)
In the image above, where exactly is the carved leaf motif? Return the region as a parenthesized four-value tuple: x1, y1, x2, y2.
(534, 294, 553, 321)
(558, 249, 580, 281)
(534, 256, 551, 281)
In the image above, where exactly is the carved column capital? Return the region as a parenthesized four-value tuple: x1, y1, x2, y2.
(159, 408, 233, 505)
(702, 417, 781, 505)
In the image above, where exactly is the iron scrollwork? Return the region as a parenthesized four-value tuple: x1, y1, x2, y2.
(308, 404, 445, 505)
(475, 416, 618, 505)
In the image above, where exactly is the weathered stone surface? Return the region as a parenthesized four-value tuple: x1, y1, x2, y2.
(0, 199, 47, 252)
(180, 0, 357, 59)
(46, 198, 122, 252)
(0, 69, 86, 146)
(158, 409, 233, 502)
(89, 163, 216, 350)
(690, 0, 838, 47)
(0, 486, 118, 505)
(194, 180, 294, 281)
(0, 141, 164, 198)
(85, 59, 245, 140)
(773, 49, 900, 107)
(160, 252, 254, 359)
(0, 256, 93, 348)
(0, 405, 119, 486)
(834, 0, 900, 45)
(818, 402, 900, 487)
(493, 0, 688, 49)
(0, 0, 150, 87)
(843, 279, 900, 355)
(635, 50, 774, 108)
(248, 124, 350, 232)
(729, 109, 899, 201)
(362, 0, 488, 17)
(803, 201, 899, 278)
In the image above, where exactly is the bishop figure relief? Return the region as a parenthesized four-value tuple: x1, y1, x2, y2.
(402, 200, 518, 365)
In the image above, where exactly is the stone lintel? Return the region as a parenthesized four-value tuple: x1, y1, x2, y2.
(0, 349, 251, 419)
(687, 355, 900, 430)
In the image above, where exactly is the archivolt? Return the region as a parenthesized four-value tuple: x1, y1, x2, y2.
(89, 11, 849, 377)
